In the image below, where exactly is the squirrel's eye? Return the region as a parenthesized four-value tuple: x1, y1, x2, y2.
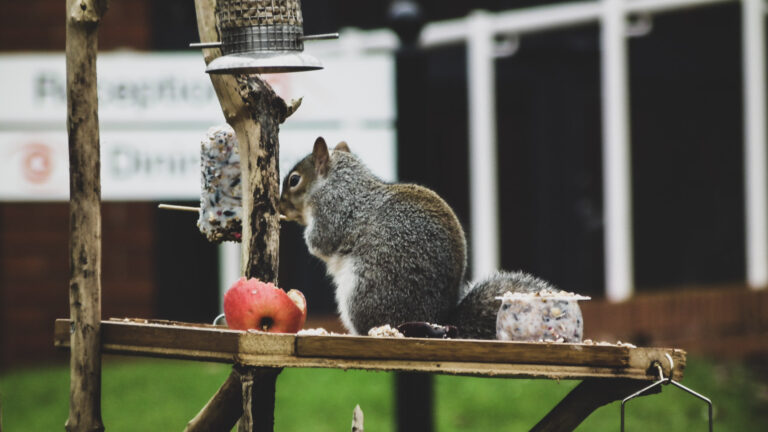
(289, 173, 301, 188)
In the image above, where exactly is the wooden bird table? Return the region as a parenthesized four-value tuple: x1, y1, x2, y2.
(60, 0, 687, 430)
(54, 318, 686, 431)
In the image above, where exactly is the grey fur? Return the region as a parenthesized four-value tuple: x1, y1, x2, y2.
(281, 140, 566, 338)
(284, 146, 466, 334)
(450, 271, 557, 339)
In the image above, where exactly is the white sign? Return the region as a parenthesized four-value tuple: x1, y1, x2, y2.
(0, 53, 224, 126)
(0, 36, 396, 201)
(0, 128, 395, 201)
(0, 131, 200, 201)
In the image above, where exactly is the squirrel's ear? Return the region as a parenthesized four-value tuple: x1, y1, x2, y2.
(335, 141, 350, 153)
(313, 137, 330, 176)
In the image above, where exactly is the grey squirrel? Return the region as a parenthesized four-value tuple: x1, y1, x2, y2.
(279, 137, 558, 339)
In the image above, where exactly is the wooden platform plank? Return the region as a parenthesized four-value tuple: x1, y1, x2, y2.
(233, 355, 649, 379)
(53, 319, 686, 381)
(295, 335, 629, 367)
(56, 319, 241, 362)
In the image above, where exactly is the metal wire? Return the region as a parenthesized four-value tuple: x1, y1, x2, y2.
(212, 313, 226, 326)
(620, 359, 713, 432)
(215, 0, 305, 54)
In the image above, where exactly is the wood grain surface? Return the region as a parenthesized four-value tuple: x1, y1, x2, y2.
(65, 1, 110, 430)
(54, 319, 686, 381)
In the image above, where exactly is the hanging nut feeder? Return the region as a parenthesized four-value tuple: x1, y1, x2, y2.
(192, 0, 338, 74)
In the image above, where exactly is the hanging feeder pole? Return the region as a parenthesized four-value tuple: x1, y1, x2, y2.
(187, 1, 303, 431)
(65, 0, 109, 431)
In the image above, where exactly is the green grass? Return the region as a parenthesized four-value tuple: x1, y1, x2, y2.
(1, 356, 766, 431)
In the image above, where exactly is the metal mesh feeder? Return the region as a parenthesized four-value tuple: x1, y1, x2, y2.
(197, 0, 337, 74)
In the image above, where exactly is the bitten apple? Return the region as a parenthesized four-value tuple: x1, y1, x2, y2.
(223, 277, 307, 333)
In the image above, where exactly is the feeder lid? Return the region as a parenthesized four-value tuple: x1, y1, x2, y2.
(206, 51, 322, 74)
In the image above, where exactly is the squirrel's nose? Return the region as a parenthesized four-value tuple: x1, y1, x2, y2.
(278, 199, 298, 222)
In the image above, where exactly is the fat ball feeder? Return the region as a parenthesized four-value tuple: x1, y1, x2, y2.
(191, 0, 338, 74)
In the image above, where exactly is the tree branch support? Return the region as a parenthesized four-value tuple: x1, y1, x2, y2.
(530, 378, 660, 432)
(186, 1, 294, 431)
(65, 0, 110, 431)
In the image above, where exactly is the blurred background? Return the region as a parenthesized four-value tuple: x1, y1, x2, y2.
(1, 0, 767, 430)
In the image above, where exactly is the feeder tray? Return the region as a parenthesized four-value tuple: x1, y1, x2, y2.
(195, 0, 337, 74)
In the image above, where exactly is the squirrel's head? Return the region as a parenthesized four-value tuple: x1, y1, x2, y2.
(279, 137, 351, 225)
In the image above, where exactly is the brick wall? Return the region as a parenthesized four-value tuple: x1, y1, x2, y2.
(0, 0, 204, 369)
(0, 203, 156, 369)
(580, 285, 768, 358)
(0, 0, 152, 52)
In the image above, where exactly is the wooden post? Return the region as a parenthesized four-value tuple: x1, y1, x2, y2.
(351, 405, 364, 432)
(186, 1, 297, 431)
(395, 372, 433, 432)
(185, 370, 243, 431)
(185, 365, 283, 432)
(192, 0, 295, 280)
(238, 367, 282, 432)
(65, 0, 109, 431)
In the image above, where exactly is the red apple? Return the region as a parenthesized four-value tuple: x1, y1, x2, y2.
(223, 277, 307, 333)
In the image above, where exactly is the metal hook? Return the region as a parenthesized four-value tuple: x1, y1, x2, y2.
(665, 352, 675, 381)
(493, 34, 520, 59)
(213, 313, 226, 326)
(620, 357, 713, 432)
(626, 13, 653, 38)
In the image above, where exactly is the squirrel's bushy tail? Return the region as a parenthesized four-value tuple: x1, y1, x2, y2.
(449, 271, 557, 339)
